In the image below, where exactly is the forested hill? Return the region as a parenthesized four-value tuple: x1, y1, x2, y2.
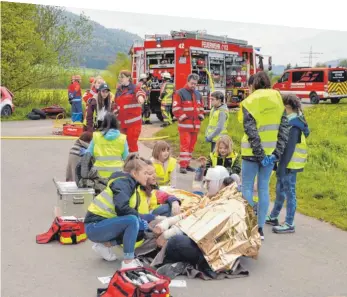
(64, 10, 142, 69)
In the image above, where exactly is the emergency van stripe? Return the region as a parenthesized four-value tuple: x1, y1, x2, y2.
(328, 82, 347, 95)
(95, 156, 123, 161)
(241, 141, 277, 148)
(125, 116, 142, 124)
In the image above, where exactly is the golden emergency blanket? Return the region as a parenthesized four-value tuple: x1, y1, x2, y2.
(159, 187, 203, 212)
(175, 184, 261, 272)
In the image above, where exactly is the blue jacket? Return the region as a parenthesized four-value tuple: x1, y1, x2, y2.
(276, 114, 310, 177)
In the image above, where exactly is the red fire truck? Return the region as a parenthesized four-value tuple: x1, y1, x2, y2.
(129, 30, 271, 120)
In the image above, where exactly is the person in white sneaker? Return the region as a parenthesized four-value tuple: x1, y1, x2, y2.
(84, 153, 153, 269)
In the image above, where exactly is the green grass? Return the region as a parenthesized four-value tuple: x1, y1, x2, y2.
(155, 102, 347, 230)
(1, 89, 71, 121)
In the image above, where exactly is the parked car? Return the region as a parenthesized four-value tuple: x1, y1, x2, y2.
(0, 86, 15, 116)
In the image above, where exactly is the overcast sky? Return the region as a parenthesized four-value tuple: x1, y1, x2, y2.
(67, 7, 347, 65)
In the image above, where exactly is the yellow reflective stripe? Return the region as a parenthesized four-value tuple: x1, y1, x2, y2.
(92, 198, 116, 215)
(258, 124, 280, 132)
(241, 141, 277, 148)
(290, 157, 306, 163)
(59, 233, 87, 244)
(95, 156, 123, 161)
(94, 166, 122, 172)
(295, 148, 307, 154)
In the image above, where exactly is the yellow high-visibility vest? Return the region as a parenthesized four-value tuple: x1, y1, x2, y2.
(241, 89, 284, 156)
(93, 132, 126, 178)
(287, 134, 308, 170)
(153, 157, 177, 186)
(162, 82, 175, 105)
(205, 106, 229, 142)
(210, 151, 238, 168)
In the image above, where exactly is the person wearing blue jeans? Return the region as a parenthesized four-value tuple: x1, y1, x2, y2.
(266, 94, 310, 233)
(240, 72, 289, 240)
(84, 154, 154, 269)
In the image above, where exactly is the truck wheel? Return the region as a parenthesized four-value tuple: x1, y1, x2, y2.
(309, 92, 320, 104)
(27, 112, 41, 120)
(331, 98, 340, 104)
(156, 112, 164, 122)
(32, 108, 47, 119)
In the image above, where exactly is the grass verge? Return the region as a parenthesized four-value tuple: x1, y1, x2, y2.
(155, 102, 347, 230)
(1, 89, 71, 121)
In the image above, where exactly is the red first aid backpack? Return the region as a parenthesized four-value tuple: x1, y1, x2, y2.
(97, 267, 171, 297)
(36, 216, 87, 245)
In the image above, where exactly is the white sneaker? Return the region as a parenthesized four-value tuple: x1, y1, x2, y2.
(92, 243, 117, 261)
(121, 258, 143, 270)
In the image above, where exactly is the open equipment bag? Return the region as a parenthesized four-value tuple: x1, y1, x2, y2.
(97, 267, 171, 297)
(36, 216, 87, 245)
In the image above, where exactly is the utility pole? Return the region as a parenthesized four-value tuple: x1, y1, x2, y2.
(300, 46, 323, 67)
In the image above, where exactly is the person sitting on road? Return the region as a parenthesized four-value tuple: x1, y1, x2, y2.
(84, 154, 153, 269)
(138, 159, 181, 217)
(65, 131, 93, 182)
(198, 135, 241, 177)
(151, 141, 177, 188)
(85, 112, 129, 178)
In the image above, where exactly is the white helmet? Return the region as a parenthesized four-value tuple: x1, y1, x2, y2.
(139, 73, 147, 80)
(205, 166, 230, 196)
(162, 72, 171, 79)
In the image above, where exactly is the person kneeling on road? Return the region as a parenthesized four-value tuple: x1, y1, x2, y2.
(84, 154, 153, 269)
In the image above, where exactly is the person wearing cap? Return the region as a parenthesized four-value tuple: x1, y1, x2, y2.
(137, 73, 152, 125)
(159, 72, 175, 127)
(85, 82, 113, 132)
(68, 74, 83, 122)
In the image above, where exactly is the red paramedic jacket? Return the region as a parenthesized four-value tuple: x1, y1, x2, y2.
(114, 84, 145, 129)
(68, 81, 82, 101)
(172, 84, 205, 132)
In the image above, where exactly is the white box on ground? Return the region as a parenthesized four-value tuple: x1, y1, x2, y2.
(53, 178, 95, 218)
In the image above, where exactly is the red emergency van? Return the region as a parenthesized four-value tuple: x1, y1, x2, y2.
(129, 30, 272, 119)
(273, 67, 347, 104)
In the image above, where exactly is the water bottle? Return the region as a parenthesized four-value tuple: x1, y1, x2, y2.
(192, 166, 205, 191)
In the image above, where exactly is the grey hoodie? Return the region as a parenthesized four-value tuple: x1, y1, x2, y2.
(206, 104, 229, 141)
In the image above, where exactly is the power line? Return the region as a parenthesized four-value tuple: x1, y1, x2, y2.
(300, 46, 323, 67)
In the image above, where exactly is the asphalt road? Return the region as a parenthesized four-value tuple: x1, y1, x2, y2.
(1, 117, 347, 297)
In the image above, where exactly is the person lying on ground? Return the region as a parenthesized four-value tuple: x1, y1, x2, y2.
(66, 131, 93, 182)
(84, 154, 152, 269)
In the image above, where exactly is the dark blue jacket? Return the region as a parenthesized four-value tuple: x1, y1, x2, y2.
(276, 114, 310, 178)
